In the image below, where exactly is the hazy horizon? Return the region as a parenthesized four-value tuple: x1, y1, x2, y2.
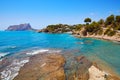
(0, 0, 120, 30)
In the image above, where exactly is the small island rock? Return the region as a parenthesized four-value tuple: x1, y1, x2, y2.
(5, 23, 34, 31)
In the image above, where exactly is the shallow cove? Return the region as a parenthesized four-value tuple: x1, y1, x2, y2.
(0, 31, 120, 77)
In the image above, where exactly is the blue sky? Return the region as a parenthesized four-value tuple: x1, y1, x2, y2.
(0, 0, 120, 30)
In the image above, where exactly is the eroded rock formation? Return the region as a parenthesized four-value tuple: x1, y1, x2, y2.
(14, 53, 66, 80)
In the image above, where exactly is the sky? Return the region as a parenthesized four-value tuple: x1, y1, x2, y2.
(0, 0, 120, 30)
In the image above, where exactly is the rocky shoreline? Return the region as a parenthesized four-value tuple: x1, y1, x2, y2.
(74, 34, 120, 42)
(2, 52, 118, 80)
(72, 29, 120, 42)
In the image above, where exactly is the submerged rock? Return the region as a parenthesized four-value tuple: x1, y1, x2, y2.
(14, 53, 66, 80)
(65, 56, 92, 80)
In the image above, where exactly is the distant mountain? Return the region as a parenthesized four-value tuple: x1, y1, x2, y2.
(5, 23, 34, 31)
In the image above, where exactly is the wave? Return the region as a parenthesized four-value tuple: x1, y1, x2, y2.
(47, 49, 61, 53)
(0, 59, 3, 61)
(0, 46, 17, 49)
(0, 58, 29, 80)
(0, 52, 9, 61)
(26, 49, 49, 55)
(10, 46, 17, 49)
(0, 48, 62, 80)
(26, 49, 61, 55)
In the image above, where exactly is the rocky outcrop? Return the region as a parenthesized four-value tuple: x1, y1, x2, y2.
(5, 23, 34, 31)
(89, 65, 120, 80)
(14, 53, 66, 80)
(73, 28, 120, 42)
(12, 53, 120, 80)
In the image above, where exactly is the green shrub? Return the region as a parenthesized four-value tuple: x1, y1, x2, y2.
(74, 24, 82, 31)
(85, 21, 101, 35)
(104, 28, 116, 36)
(97, 28, 103, 35)
(105, 15, 115, 25)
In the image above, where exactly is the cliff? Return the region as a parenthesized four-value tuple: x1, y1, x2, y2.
(5, 23, 34, 31)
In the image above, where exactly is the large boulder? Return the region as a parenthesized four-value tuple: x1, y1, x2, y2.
(14, 53, 66, 80)
(5, 23, 34, 31)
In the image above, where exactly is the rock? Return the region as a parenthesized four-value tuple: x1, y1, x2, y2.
(5, 23, 34, 31)
(88, 65, 120, 80)
(89, 65, 107, 80)
(75, 56, 92, 80)
(13, 53, 120, 80)
(106, 75, 120, 80)
(75, 55, 85, 62)
(14, 53, 66, 80)
(66, 56, 92, 80)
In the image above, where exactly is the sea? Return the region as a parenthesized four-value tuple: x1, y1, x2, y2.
(0, 31, 120, 80)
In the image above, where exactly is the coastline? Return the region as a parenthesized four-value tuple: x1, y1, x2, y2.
(0, 32, 120, 80)
(73, 34, 120, 42)
(0, 49, 120, 80)
(13, 53, 120, 80)
(87, 55, 120, 79)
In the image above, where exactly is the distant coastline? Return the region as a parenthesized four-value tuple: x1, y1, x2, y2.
(38, 14, 120, 42)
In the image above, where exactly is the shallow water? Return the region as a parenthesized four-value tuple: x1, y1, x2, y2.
(0, 31, 120, 76)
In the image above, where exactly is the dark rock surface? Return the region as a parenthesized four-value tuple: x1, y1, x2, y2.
(65, 55, 92, 80)
(5, 23, 34, 31)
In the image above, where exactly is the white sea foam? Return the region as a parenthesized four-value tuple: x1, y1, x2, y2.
(0, 59, 3, 61)
(47, 50, 61, 53)
(0, 53, 9, 58)
(26, 49, 61, 55)
(1, 46, 17, 50)
(10, 46, 17, 49)
(26, 49, 49, 55)
(0, 59, 29, 80)
(80, 42, 84, 44)
(0, 52, 9, 61)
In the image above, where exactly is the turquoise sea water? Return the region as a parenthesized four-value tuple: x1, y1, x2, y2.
(0, 31, 120, 75)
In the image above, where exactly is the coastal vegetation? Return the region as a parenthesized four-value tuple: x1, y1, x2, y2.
(39, 24, 73, 33)
(39, 14, 120, 38)
(74, 14, 120, 37)
(84, 18, 92, 25)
